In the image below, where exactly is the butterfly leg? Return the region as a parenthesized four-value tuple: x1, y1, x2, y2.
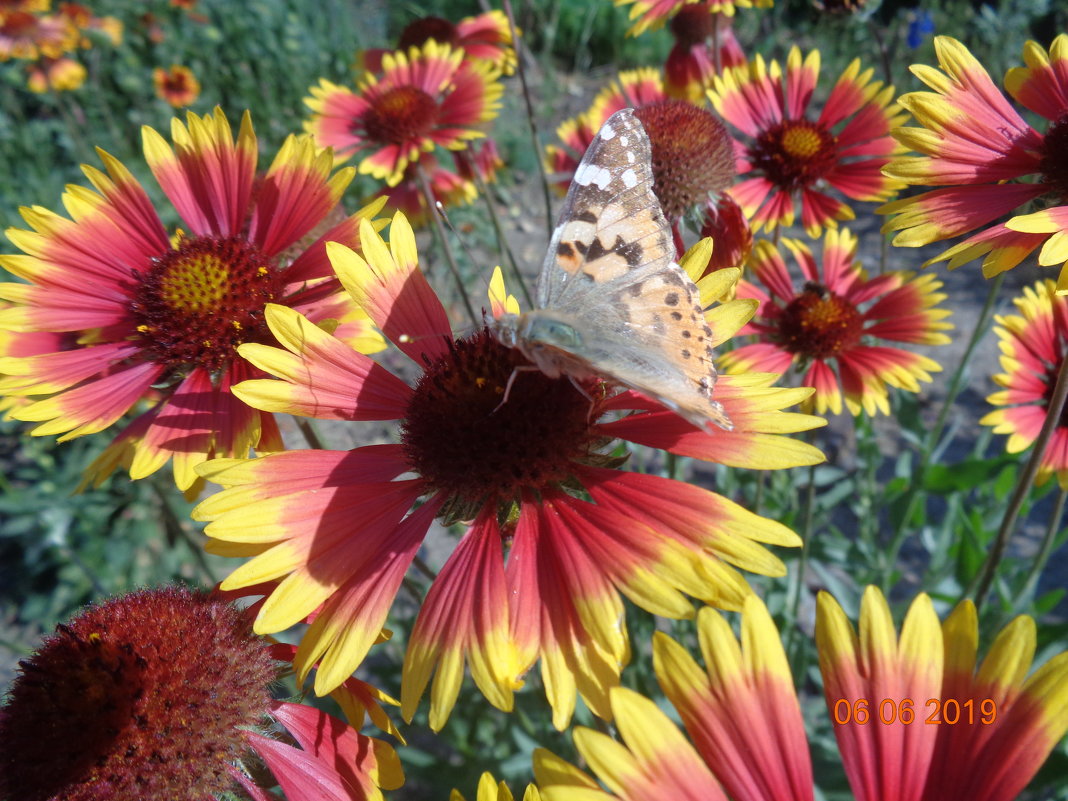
(492, 365, 542, 415)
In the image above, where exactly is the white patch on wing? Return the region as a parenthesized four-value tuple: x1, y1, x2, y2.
(620, 168, 638, 188)
(600, 123, 617, 140)
(620, 135, 630, 148)
(626, 151, 636, 163)
(575, 162, 612, 190)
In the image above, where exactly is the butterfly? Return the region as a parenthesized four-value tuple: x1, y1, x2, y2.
(490, 107, 732, 431)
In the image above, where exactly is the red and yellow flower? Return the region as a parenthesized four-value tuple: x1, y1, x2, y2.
(613, 0, 772, 37)
(981, 279, 1068, 488)
(153, 63, 200, 107)
(24, 52, 82, 91)
(534, 588, 1068, 801)
(0, 8, 74, 60)
(881, 35, 1068, 288)
(544, 70, 737, 232)
(723, 228, 952, 415)
(818, 588, 1068, 801)
(708, 47, 904, 235)
(193, 212, 824, 732)
(544, 68, 668, 196)
(360, 9, 516, 77)
(374, 139, 501, 225)
(304, 39, 502, 186)
(453, 773, 539, 801)
(663, 7, 746, 103)
(0, 108, 386, 492)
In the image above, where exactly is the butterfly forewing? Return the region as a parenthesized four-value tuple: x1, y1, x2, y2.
(538, 109, 676, 309)
(515, 107, 732, 431)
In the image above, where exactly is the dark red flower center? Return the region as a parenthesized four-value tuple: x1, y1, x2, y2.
(128, 235, 282, 374)
(1040, 112, 1068, 203)
(402, 329, 606, 522)
(635, 100, 736, 221)
(749, 119, 838, 191)
(362, 85, 439, 145)
(0, 587, 276, 801)
(668, 4, 717, 47)
(397, 16, 459, 49)
(1, 10, 36, 37)
(775, 282, 863, 359)
(161, 69, 191, 93)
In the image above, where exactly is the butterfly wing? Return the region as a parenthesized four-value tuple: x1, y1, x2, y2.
(530, 107, 732, 431)
(537, 108, 676, 308)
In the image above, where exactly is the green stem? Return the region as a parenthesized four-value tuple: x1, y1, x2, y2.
(294, 417, 324, 450)
(971, 349, 1068, 609)
(786, 457, 817, 673)
(1013, 486, 1067, 613)
(416, 164, 479, 328)
(501, 0, 555, 239)
(882, 273, 1002, 584)
(461, 147, 534, 308)
(151, 476, 216, 585)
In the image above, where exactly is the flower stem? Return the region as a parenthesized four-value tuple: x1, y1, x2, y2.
(462, 147, 534, 308)
(294, 417, 324, 450)
(416, 164, 480, 328)
(786, 457, 817, 672)
(501, 0, 555, 239)
(1013, 486, 1067, 614)
(972, 348, 1068, 609)
(881, 273, 1002, 587)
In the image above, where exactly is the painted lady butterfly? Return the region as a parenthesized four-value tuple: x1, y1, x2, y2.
(491, 107, 732, 431)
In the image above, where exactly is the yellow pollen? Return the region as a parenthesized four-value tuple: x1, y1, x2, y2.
(781, 126, 823, 159)
(136, 324, 150, 333)
(159, 253, 231, 313)
(231, 320, 242, 331)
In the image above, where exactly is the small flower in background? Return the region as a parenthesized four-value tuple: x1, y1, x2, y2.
(709, 46, 904, 235)
(153, 63, 200, 107)
(452, 772, 539, 801)
(722, 228, 952, 415)
(57, 2, 122, 48)
(534, 589, 1068, 801)
(906, 8, 935, 48)
(697, 192, 752, 272)
(544, 69, 739, 238)
(0, 8, 75, 60)
(375, 139, 502, 225)
(360, 9, 517, 77)
(0, 586, 403, 801)
(982, 279, 1068, 488)
(543, 67, 667, 196)
(193, 212, 823, 732)
(663, 6, 746, 102)
(24, 52, 83, 91)
(881, 35, 1068, 288)
(0, 108, 387, 493)
(612, 0, 773, 38)
(304, 40, 502, 187)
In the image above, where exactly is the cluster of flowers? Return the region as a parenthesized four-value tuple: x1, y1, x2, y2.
(0, 0, 1067, 798)
(0, 0, 120, 92)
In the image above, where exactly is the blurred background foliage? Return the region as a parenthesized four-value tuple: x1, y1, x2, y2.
(2, 0, 1068, 798)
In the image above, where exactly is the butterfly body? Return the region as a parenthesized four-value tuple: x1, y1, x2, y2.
(491, 108, 732, 432)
